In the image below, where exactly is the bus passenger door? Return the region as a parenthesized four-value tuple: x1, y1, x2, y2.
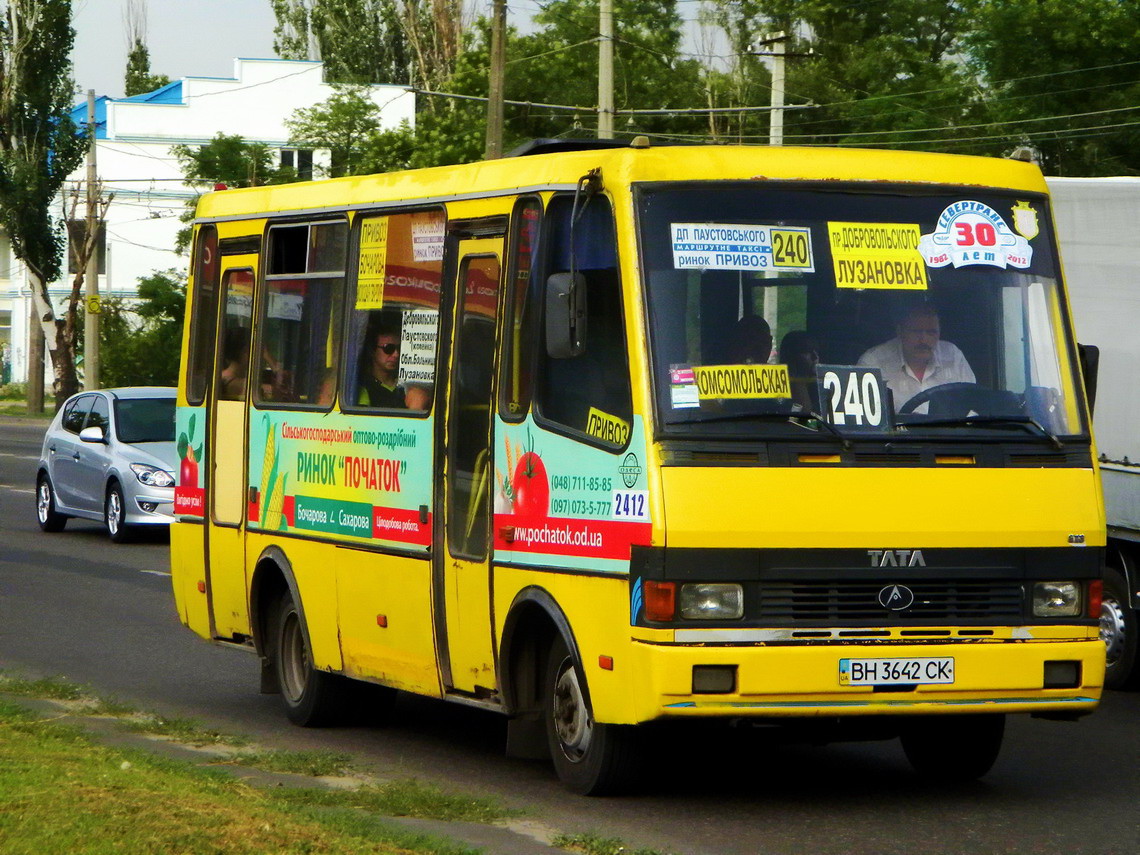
(437, 238, 503, 695)
(207, 262, 256, 639)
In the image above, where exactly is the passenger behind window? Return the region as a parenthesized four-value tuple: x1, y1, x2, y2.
(727, 315, 773, 365)
(780, 330, 820, 411)
(357, 315, 407, 409)
(220, 327, 250, 400)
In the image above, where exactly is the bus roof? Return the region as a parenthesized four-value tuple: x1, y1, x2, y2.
(194, 143, 1049, 222)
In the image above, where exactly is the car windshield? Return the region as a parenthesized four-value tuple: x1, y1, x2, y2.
(638, 182, 1085, 441)
(115, 397, 176, 444)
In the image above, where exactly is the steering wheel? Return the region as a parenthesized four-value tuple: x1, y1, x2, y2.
(898, 382, 990, 417)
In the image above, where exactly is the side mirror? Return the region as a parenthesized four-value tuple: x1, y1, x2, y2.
(79, 425, 106, 444)
(545, 271, 587, 358)
(1077, 343, 1099, 415)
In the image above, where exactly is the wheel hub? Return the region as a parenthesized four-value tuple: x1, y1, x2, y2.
(552, 661, 592, 761)
(1101, 596, 1128, 664)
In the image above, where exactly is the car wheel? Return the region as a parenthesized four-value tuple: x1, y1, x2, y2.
(105, 482, 134, 543)
(544, 636, 642, 795)
(1101, 566, 1138, 690)
(36, 475, 68, 532)
(271, 592, 351, 726)
(900, 714, 1005, 781)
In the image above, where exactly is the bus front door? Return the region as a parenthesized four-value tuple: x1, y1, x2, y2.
(207, 261, 256, 639)
(437, 240, 502, 695)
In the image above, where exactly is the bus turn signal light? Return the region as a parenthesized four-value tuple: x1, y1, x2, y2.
(1087, 579, 1103, 619)
(644, 580, 676, 621)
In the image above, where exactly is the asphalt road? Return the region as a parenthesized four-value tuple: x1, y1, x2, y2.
(2, 417, 1139, 855)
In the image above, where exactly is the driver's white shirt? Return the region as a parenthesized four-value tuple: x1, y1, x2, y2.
(858, 338, 975, 411)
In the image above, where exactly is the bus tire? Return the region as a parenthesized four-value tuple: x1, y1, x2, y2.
(1102, 566, 1138, 690)
(900, 714, 1004, 781)
(544, 636, 641, 795)
(271, 592, 348, 727)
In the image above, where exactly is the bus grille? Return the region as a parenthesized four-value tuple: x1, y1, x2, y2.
(757, 581, 1026, 623)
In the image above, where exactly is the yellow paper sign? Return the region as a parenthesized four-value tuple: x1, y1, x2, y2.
(693, 364, 790, 400)
(586, 407, 630, 446)
(356, 216, 389, 309)
(827, 222, 928, 290)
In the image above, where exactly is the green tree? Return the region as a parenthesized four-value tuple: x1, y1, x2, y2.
(98, 269, 186, 387)
(271, 0, 410, 84)
(172, 133, 294, 251)
(961, 0, 1140, 174)
(286, 85, 383, 177)
(0, 0, 89, 409)
(124, 39, 171, 96)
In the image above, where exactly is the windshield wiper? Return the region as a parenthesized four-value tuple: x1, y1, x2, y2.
(914, 414, 1064, 450)
(694, 410, 852, 449)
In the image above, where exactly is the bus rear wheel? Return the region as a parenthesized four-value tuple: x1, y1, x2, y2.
(544, 637, 641, 795)
(900, 714, 1005, 781)
(271, 592, 349, 727)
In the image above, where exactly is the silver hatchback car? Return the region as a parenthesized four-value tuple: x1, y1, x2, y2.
(36, 387, 178, 542)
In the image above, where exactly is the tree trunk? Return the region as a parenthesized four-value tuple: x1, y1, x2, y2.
(26, 301, 45, 414)
(26, 268, 79, 411)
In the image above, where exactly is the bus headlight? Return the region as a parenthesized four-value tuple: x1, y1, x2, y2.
(1033, 581, 1081, 617)
(680, 583, 744, 620)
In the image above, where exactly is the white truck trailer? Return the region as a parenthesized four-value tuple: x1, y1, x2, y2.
(1048, 176, 1140, 689)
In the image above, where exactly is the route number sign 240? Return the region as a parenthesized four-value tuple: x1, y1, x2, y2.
(815, 366, 893, 430)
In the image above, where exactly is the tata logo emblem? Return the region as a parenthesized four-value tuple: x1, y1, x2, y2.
(868, 549, 926, 567)
(619, 453, 643, 488)
(878, 585, 915, 611)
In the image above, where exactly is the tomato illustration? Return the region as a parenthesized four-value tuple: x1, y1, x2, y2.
(511, 451, 549, 518)
(180, 446, 199, 488)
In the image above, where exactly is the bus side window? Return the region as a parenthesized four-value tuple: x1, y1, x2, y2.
(500, 197, 541, 421)
(535, 195, 633, 447)
(344, 210, 444, 413)
(256, 221, 346, 409)
(186, 225, 219, 405)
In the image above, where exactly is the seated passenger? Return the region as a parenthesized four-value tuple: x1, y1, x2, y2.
(357, 322, 407, 409)
(780, 330, 820, 411)
(727, 315, 773, 365)
(859, 303, 974, 410)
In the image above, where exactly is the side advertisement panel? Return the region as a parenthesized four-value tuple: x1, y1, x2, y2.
(492, 415, 652, 574)
(248, 411, 433, 549)
(174, 406, 207, 518)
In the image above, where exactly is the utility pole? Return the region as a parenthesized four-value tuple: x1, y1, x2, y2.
(597, 0, 614, 138)
(84, 89, 100, 390)
(766, 32, 787, 147)
(485, 0, 507, 159)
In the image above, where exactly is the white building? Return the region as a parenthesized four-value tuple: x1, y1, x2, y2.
(1, 58, 414, 385)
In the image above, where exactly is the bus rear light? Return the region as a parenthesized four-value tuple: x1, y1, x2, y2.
(1087, 579, 1103, 619)
(644, 580, 676, 621)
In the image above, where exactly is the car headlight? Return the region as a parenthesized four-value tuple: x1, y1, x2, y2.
(1033, 581, 1081, 617)
(680, 583, 744, 620)
(130, 463, 175, 488)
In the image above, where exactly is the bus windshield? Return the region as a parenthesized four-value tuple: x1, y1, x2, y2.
(637, 182, 1085, 441)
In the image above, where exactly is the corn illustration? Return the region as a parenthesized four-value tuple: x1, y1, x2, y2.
(260, 416, 280, 528)
(263, 473, 287, 531)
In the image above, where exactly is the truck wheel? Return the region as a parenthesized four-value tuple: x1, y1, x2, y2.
(271, 592, 349, 726)
(900, 714, 1004, 781)
(544, 636, 641, 795)
(1101, 567, 1138, 690)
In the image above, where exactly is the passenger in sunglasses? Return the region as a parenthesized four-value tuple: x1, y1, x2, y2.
(357, 323, 407, 409)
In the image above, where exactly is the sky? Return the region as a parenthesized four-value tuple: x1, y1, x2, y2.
(72, 0, 279, 98)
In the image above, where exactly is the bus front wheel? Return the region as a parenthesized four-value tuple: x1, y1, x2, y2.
(900, 714, 1005, 781)
(544, 637, 641, 795)
(271, 592, 348, 727)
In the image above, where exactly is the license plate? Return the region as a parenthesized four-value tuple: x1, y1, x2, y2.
(839, 657, 955, 686)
